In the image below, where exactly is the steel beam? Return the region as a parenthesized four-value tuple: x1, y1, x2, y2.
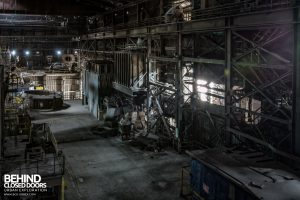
(233, 30, 291, 63)
(232, 70, 292, 103)
(149, 81, 176, 92)
(225, 25, 232, 144)
(233, 31, 291, 64)
(149, 90, 172, 137)
(232, 65, 290, 119)
(149, 56, 178, 63)
(176, 32, 183, 150)
(231, 106, 290, 125)
(228, 128, 300, 163)
(146, 33, 151, 134)
(81, 9, 293, 41)
(112, 82, 133, 96)
(183, 57, 225, 65)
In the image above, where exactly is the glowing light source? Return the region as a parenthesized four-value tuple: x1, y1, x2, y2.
(197, 79, 207, 85)
(200, 94, 207, 102)
(197, 86, 208, 102)
(56, 50, 62, 55)
(11, 50, 16, 56)
(198, 86, 208, 93)
(25, 50, 30, 56)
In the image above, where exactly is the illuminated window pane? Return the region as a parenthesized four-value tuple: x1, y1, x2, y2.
(197, 79, 207, 85)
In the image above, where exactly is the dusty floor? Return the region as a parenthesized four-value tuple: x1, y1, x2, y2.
(31, 100, 189, 200)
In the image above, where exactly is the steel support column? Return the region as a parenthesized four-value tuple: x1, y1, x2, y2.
(146, 31, 151, 134)
(225, 23, 232, 144)
(176, 32, 183, 151)
(294, 4, 300, 155)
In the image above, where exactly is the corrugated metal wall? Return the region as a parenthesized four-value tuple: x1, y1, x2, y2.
(87, 72, 100, 118)
(114, 52, 131, 87)
(62, 75, 81, 100)
(44, 75, 62, 92)
(83, 61, 114, 118)
(38, 73, 82, 100)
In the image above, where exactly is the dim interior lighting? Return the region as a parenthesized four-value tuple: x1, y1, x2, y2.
(56, 50, 62, 55)
(25, 50, 30, 56)
(11, 50, 16, 56)
(36, 51, 40, 55)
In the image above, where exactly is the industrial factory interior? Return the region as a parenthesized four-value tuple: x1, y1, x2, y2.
(1, 0, 300, 199)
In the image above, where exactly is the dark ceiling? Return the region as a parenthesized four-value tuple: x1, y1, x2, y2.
(0, 0, 133, 15)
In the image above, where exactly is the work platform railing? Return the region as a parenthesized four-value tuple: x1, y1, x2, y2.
(88, 0, 292, 34)
(0, 154, 65, 178)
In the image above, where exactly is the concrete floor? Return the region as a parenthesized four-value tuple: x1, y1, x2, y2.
(31, 100, 189, 200)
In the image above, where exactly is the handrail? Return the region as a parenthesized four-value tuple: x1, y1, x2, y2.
(0, 154, 65, 178)
(87, 0, 292, 34)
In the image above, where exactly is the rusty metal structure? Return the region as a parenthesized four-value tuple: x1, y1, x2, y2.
(79, 0, 300, 164)
(0, 0, 300, 199)
(0, 0, 298, 161)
